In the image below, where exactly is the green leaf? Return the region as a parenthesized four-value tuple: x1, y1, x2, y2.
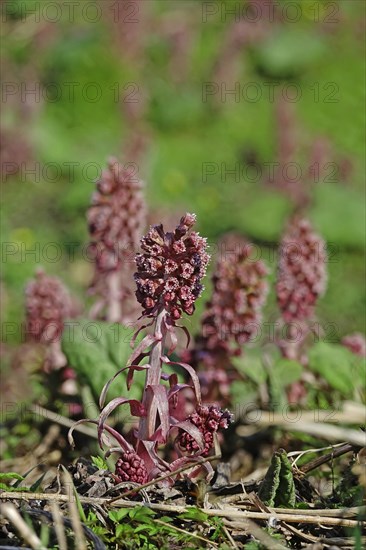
(61, 319, 144, 402)
(258, 453, 281, 507)
(276, 452, 296, 508)
(0, 482, 29, 492)
(253, 28, 326, 78)
(230, 381, 258, 411)
(308, 342, 363, 395)
(0, 472, 24, 482)
(258, 449, 296, 508)
(274, 359, 303, 386)
(267, 359, 303, 410)
(91, 455, 108, 470)
(109, 508, 131, 523)
(158, 516, 173, 523)
(232, 348, 267, 385)
(29, 472, 47, 492)
(178, 507, 209, 522)
(115, 524, 126, 538)
(130, 506, 156, 521)
(312, 184, 365, 248)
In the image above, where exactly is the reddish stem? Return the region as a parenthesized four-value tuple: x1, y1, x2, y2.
(138, 308, 167, 441)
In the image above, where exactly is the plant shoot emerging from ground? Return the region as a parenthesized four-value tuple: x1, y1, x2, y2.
(69, 214, 232, 484)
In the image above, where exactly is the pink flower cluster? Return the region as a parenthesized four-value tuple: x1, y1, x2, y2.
(115, 450, 148, 484)
(87, 157, 145, 273)
(201, 238, 268, 354)
(276, 218, 327, 323)
(25, 269, 72, 343)
(134, 213, 210, 320)
(176, 405, 232, 456)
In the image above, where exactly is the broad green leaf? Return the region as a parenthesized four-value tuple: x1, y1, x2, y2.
(61, 319, 144, 401)
(235, 188, 291, 241)
(130, 506, 155, 521)
(308, 342, 363, 395)
(267, 358, 303, 410)
(232, 348, 267, 385)
(312, 184, 365, 248)
(115, 524, 126, 538)
(253, 28, 326, 78)
(230, 381, 258, 413)
(273, 359, 303, 386)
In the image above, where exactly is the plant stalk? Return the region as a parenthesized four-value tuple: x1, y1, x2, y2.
(106, 271, 122, 323)
(138, 308, 166, 441)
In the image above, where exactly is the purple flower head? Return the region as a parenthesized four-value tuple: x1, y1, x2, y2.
(134, 213, 210, 320)
(115, 451, 148, 484)
(176, 405, 233, 456)
(276, 218, 327, 323)
(87, 157, 145, 274)
(25, 269, 72, 343)
(201, 236, 268, 355)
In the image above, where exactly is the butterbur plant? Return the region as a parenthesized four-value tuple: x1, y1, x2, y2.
(187, 236, 268, 404)
(25, 269, 73, 370)
(70, 214, 232, 484)
(200, 236, 268, 355)
(276, 217, 327, 363)
(87, 157, 146, 324)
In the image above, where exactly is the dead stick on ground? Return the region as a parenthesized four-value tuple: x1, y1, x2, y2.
(29, 405, 98, 439)
(50, 501, 67, 550)
(298, 442, 355, 474)
(223, 517, 288, 550)
(0, 502, 47, 550)
(1, 493, 364, 528)
(235, 504, 364, 518)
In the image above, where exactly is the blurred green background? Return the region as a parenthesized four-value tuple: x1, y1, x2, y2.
(1, 0, 365, 343)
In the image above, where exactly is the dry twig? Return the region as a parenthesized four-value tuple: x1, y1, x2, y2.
(0, 502, 47, 550)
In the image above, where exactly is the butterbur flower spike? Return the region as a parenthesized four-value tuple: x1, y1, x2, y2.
(176, 405, 233, 457)
(87, 157, 146, 323)
(88, 157, 145, 274)
(201, 236, 269, 355)
(276, 217, 327, 323)
(135, 212, 209, 322)
(25, 269, 72, 344)
(115, 451, 148, 484)
(187, 236, 268, 405)
(69, 213, 233, 486)
(276, 218, 327, 364)
(25, 269, 72, 369)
